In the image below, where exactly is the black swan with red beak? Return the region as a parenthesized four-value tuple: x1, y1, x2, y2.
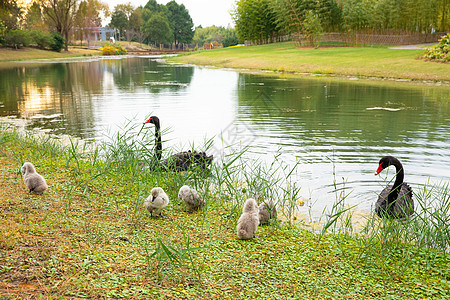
(143, 116, 213, 171)
(374, 156, 414, 218)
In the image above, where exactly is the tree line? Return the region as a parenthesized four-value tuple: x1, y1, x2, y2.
(108, 0, 238, 48)
(0, 0, 238, 51)
(233, 0, 449, 45)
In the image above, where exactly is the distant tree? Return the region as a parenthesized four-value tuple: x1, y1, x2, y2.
(41, 0, 79, 51)
(0, 0, 22, 30)
(109, 9, 128, 39)
(0, 20, 6, 44)
(129, 7, 142, 32)
(193, 26, 238, 47)
(115, 3, 134, 19)
(439, 0, 449, 31)
(142, 0, 169, 24)
(25, 2, 47, 31)
(143, 12, 172, 46)
(74, 0, 108, 46)
(166, 1, 194, 47)
(223, 28, 239, 47)
(233, 0, 278, 44)
(316, 0, 342, 31)
(303, 10, 322, 46)
(193, 26, 222, 45)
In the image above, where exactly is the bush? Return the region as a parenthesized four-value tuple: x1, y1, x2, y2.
(423, 33, 450, 62)
(50, 32, 65, 52)
(30, 30, 53, 49)
(4, 30, 30, 49)
(100, 43, 127, 55)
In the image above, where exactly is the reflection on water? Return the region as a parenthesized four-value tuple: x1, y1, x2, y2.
(1, 56, 449, 221)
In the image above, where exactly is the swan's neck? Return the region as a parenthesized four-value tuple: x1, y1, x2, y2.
(388, 160, 404, 203)
(154, 124, 162, 160)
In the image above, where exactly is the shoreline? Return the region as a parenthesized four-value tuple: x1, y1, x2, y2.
(169, 42, 450, 84)
(2, 44, 449, 85)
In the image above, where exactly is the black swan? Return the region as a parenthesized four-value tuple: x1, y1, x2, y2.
(374, 156, 414, 218)
(143, 116, 213, 171)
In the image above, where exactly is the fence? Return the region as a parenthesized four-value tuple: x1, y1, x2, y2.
(320, 31, 446, 45)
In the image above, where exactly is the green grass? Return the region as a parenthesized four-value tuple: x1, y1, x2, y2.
(0, 46, 101, 62)
(0, 123, 448, 299)
(170, 41, 450, 82)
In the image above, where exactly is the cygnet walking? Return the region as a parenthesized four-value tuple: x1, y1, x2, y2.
(237, 198, 259, 240)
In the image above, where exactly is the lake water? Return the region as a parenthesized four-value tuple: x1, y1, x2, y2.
(1, 56, 449, 223)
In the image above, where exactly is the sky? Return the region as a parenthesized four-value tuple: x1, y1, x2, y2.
(107, 0, 236, 28)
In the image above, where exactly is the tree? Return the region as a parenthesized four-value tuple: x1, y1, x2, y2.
(193, 26, 238, 47)
(439, 0, 449, 31)
(0, 0, 23, 30)
(233, 0, 278, 44)
(25, 2, 47, 31)
(143, 12, 172, 46)
(74, 0, 108, 46)
(166, 1, 194, 47)
(303, 10, 322, 46)
(41, 0, 78, 51)
(128, 7, 142, 32)
(222, 28, 239, 47)
(109, 9, 128, 39)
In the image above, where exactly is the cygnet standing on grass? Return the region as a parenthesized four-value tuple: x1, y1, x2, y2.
(237, 198, 259, 240)
(144, 187, 169, 218)
(20, 162, 48, 194)
(259, 202, 277, 225)
(178, 185, 205, 212)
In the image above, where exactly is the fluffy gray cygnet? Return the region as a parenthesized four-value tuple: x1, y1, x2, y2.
(236, 198, 259, 240)
(20, 162, 48, 194)
(144, 187, 169, 218)
(178, 185, 205, 211)
(258, 202, 277, 225)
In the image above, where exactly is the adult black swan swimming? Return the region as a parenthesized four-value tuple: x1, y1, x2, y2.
(143, 116, 213, 171)
(374, 156, 414, 219)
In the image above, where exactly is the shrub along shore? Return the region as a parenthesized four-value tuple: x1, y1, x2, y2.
(0, 123, 448, 299)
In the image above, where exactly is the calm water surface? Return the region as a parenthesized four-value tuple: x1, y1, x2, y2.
(1, 56, 449, 220)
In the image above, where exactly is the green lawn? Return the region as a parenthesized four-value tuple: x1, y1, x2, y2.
(171, 42, 450, 82)
(0, 46, 100, 62)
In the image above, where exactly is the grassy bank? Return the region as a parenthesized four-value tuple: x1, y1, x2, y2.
(0, 123, 449, 299)
(0, 47, 100, 62)
(170, 42, 450, 82)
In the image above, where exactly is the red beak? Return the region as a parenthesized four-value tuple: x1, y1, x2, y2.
(143, 117, 151, 124)
(375, 163, 383, 175)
